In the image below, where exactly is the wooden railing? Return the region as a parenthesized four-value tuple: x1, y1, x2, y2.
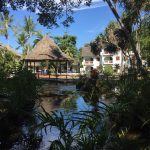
(84, 61, 93, 65)
(104, 60, 113, 64)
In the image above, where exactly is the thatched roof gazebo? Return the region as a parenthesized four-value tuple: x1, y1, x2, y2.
(25, 35, 73, 61)
(24, 35, 74, 79)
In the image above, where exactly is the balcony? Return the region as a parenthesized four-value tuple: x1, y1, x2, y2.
(103, 60, 113, 64)
(103, 51, 113, 55)
(84, 61, 93, 65)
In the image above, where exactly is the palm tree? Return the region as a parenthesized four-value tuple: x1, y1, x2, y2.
(16, 32, 28, 55)
(33, 31, 44, 47)
(105, 0, 142, 68)
(0, 12, 13, 43)
(23, 16, 36, 54)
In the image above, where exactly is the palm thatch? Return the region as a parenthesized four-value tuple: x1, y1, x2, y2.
(24, 35, 73, 61)
(0, 43, 21, 58)
(81, 45, 97, 57)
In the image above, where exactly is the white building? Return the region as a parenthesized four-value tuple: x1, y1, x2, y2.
(80, 45, 100, 76)
(80, 45, 130, 75)
(100, 49, 124, 73)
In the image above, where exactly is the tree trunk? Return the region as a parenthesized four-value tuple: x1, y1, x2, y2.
(105, 0, 142, 69)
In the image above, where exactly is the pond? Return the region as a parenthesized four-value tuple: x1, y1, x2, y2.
(2, 81, 110, 150)
(37, 82, 108, 150)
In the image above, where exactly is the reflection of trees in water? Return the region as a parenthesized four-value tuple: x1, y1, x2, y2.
(82, 92, 100, 112)
(40, 93, 78, 114)
(61, 95, 78, 112)
(39, 95, 68, 113)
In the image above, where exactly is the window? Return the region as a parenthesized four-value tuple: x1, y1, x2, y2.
(104, 57, 113, 63)
(116, 56, 120, 61)
(104, 50, 108, 54)
(96, 57, 100, 61)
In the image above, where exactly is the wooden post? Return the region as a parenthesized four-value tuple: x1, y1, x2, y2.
(38, 70, 39, 79)
(60, 61, 62, 74)
(30, 61, 31, 71)
(48, 61, 50, 79)
(66, 61, 68, 80)
(34, 61, 35, 73)
(25, 61, 27, 68)
(56, 61, 58, 80)
(27, 61, 28, 69)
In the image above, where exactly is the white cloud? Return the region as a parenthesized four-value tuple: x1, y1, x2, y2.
(8, 0, 107, 13)
(73, 1, 107, 11)
(55, 0, 103, 2)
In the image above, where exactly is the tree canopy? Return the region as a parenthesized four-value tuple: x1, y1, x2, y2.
(0, 46, 19, 77)
(0, 11, 13, 40)
(139, 15, 150, 66)
(90, 21, 120, 55)
(0, 0, 149, 68)
(0, 1, 149, 29)
(53, 34, 78, 58)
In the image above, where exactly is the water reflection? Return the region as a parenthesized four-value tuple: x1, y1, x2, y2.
(1, 82, 109, 150)
(37, 82, 105, 149)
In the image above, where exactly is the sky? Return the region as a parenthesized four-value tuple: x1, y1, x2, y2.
(0, 0, 121, 54)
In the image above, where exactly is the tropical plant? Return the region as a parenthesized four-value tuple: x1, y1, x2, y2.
(0, 11, 13, 42)
(0, 47, 18, 77)
(103, 65, 114, 76)
(107, 77, 150, 138)
(53, 34, 78, 58)
(16, 32, 28, 54)
(15, 16, 38, 55)
(33, 31, 44, 47)
(38, 106, 109, 149)
(1, 0, 149, 68)
(33, 31, 51, 47)
(90, 35, 102, 55)
(22, 16, 36, 55)
(139, 14, 150, 66)
(0, 67, 40, 149)
(0, 68, 40, 117)
(114, 64, 120, 73)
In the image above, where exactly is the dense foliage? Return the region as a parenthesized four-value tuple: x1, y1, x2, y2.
(0, 1, 149, 149)
(0, 68, 39, 116)
(38, 107, 109, 150)
(139, 15, 150, 66)
(53, 34, 79, 58)
(0, 46, 19, 78)
(15, 16, 37, 55)
(103, 65, 114, 76)
(0, 0, 149, 68)
(0, 11, 13, 40)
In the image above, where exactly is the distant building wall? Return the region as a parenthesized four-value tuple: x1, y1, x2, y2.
(80, 45, 138, 75)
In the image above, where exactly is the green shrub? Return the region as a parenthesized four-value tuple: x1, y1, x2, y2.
(108, 78, 150, 137)
(1, 68, 40, 117)
(103, 65, 114, 76)
(9, 69, 39, 113)
(38, 107, 109, 149)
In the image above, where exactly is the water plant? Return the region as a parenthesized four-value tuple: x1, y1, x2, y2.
(38, 106, 109, 149)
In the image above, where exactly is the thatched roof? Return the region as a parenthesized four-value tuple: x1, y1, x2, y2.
(81, 45, 97, 57)
(0, 43, 21, 58)
(24, 35, 73, 61)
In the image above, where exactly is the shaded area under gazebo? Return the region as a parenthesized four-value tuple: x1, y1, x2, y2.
(24, 35, 79, 80)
